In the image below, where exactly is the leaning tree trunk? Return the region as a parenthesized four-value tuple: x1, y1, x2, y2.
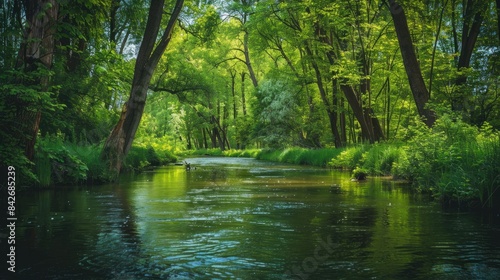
(16, 0, 58, 161)
(101, 0, 184, 175)
(389, 0, 436, 127)
(452, 0, 485, 111)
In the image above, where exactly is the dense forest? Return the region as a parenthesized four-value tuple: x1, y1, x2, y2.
(1, 0, 499, 207)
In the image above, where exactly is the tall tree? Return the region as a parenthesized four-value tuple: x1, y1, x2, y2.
(16, 0, 59, 160)
(452, 0, 487, 111)
(101, 0, 184, 174)
(388, 0, 436, 127)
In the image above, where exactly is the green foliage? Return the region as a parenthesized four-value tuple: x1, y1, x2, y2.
(223, 149, 261, 158)
(393, 114, 500, 206)
(329, 145, 368, 170)
(66, 143, 113, 184)
(32, 134, 177, 186)
(124, 145, 177, 173)
(325, 114, 500, 207)
(35, 135, 88, 186)
(0, 141, 38, 187)
(360, 144, 403, 176)
(352, 167, 368, 180)
(186, 148, 225, 157)
(256, 148, 342, 167)
(253, 79, 301, 147)
(0, 67, 64, 187)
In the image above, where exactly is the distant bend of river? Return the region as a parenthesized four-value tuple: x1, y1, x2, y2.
(10, 157, 500, 279)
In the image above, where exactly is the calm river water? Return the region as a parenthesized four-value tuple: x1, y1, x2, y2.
(10, 157, 500, 279)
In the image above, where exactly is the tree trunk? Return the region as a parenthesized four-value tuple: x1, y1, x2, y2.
(389, 0, 436, 127)
(101, 0, 184, 174)
(202, 128, 208, 149)
(340, 97, 347, 144)
(110, 0, 121, 45)
(452, 0, 485, 111)
(241, 72, 248, 115)
(340, 84, 376, 143)
(243, 31, 259, 88)
(16, 0, 58, 161)
(497, 0, 500, 43)
(230, 70, 237, 119)
(304, 45, 344, 146)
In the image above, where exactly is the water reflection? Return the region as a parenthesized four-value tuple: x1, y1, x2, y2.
(13, 157, 500, 279)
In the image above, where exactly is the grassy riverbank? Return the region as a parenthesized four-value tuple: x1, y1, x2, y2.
(185, 115, 500, 209)
(33, 134, 177, 187)
(183, 147, 342, 167)
(30, 114, 500, 209)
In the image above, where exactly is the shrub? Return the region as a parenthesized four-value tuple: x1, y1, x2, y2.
(378, 145, 402, 175)
(392, 114, 500, 206)
(222, 149, 261, 158)
(329, 145, 367, 170)
(67, 143, 114, 184)
(352, 166, 368, 180)
(35, 135, 88, 186)
(254, 148, 341, 167)
(255, 149, 282, 161)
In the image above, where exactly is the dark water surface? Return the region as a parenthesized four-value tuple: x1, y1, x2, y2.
(10, 157, 500, 279)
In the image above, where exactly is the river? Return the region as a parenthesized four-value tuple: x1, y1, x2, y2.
(11, 157, 500, 279)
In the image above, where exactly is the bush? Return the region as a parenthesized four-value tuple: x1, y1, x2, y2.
(184, 148, 224, 156)
(223, 149, 261, 158)
(378, 145, 402, 175)
(255, 149, 282, 161)
(392, 114, 500, 206)
(352, 167, 368, 180)
(0, 132, 38, 187)
(250, 147, 341, 167)
(67, 144, 114, 184)
(328, 145, 367, 170)
(35, 135, 88, 186)
(124, 145, 176, 172)
(33, 135, 178, 186)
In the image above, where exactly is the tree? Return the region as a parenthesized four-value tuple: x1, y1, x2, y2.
(388, 0, 436, 127)
(101, 0, 184, 174)
(15, 0, 59, 160)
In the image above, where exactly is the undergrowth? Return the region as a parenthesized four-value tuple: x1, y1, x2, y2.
(34, 134, 177, 187)
(328, 114, 500, 208)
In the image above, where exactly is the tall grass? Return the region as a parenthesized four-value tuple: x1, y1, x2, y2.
(472, 137, 500, 208)
(223, 149, 261, 158)
(66, 143, 112, 184)
(183, 147, 342, 167)
(34, 136, 88, 186)
(182, 148, 224, 157)
(180, 114, 500, 209)
(328, 145, 367, 170)
(34, 147, 52, 187)
(328, 115, 500, 208)
(123, 145, 176, 172)
(34, 135, 177, 186)
(256, 148, 342, 167)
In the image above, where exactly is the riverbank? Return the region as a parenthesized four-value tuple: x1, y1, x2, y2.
(32, 134, 177, 187)
(184, 117, 500, 209)
(29, 115, 500, 209)
(183, 147, 342, 167)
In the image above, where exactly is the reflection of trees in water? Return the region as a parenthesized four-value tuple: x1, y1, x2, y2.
(79, 188, 172, 279)
(209, 168, 227, 184)
(188, 167, 228, 187)
(82, 230, 172, 279)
